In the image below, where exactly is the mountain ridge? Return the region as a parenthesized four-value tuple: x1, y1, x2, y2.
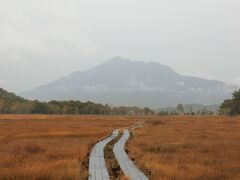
(20, 57, 238, 108)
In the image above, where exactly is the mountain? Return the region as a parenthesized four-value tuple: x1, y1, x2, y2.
(20, 57, 238, 108)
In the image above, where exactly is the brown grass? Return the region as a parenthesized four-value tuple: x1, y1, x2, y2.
(2, 115, 240, 180)
(128, 116, 240, 180)
(0, 115, 135, 180)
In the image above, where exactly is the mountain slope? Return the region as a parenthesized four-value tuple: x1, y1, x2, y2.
(20, 57, 238, 108)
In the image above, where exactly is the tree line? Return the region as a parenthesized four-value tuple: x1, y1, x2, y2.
(2, 87, 239, 115)
(157, 103, 216, 116)
(0, 88, 154, 115)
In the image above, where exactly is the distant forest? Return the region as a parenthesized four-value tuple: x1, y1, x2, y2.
(0, 88, 154, 115)
(1, 87, 239, 115)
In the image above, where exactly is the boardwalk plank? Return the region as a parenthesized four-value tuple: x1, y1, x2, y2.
(113, 129, 149, 180)
(89, 130, 119, 180)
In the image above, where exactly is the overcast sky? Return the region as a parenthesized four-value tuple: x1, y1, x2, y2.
(0, 0, 240, 92)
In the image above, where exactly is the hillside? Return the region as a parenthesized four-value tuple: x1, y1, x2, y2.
(20, 57, 238, 108)
(0, 88, 30, 113)
(0, 88, 26, 101)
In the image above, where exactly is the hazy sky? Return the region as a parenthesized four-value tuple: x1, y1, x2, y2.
(0, 0, 240, 92)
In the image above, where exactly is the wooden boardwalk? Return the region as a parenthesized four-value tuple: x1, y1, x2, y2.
(113, 129, 149, 180)
(89, 129, 119, 180)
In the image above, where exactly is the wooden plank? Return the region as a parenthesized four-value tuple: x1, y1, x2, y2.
(89, 130, 119, 180)
(113, 129, 149, 180)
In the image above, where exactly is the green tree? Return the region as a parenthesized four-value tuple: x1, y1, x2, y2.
(220, 90, 240, 115)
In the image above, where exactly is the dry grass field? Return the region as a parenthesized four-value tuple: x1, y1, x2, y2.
(128, 116, 240, 180)
(0, 115, 135, 180)
(1, 115, 240, 180)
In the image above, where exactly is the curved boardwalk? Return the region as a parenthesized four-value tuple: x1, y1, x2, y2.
(113, 129, 149, 180)
(89, 129, 119, 180)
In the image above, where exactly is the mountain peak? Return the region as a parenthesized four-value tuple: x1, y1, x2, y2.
(94, 57, 176, 74)
(110, 56, 129, 62)
(98, 56, 131, 66)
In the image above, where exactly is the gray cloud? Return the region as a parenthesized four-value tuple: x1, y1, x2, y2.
(0, 0, 239, 92)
